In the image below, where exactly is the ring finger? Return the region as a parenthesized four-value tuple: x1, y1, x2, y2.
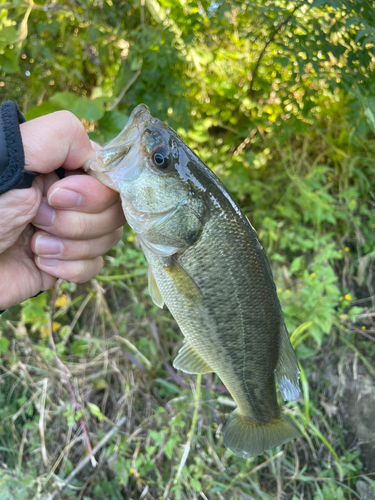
(31, 227, 123, 261)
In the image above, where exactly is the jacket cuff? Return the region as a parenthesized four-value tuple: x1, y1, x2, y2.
(0, 101, 39, 195)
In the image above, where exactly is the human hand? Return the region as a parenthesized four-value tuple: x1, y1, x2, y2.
(0, 111, 125, 310)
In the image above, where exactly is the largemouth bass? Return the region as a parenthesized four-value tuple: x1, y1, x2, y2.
(84, 104, 301, 458)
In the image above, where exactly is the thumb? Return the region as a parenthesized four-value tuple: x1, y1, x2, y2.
(0, 176, 43, 254)
(20, 111, 96, 175)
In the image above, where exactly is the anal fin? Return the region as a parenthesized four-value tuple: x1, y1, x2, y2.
(173, 342, 213, 374)
(275, 323, 300, 401)
(148, 266, 164, 308)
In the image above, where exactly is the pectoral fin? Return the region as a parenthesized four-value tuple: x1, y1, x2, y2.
(148, 267, 164, 308)
(164, 257, 203, 305)
(173, 342, 214, 374)
(275, 324, 301, 401)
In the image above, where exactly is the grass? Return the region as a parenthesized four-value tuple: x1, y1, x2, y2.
(0, 255, 373, 499)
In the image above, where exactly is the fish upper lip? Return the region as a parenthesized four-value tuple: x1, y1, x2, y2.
(106, 103, 152, 149)
(125, 103, 151, 132)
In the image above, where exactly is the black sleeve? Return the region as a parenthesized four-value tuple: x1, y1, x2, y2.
(0, 101, 39, 195)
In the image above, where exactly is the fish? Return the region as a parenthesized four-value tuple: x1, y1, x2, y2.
(84, 104, 301, 458)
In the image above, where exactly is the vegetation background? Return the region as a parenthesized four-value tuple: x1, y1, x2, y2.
(1, 0, 375, 498)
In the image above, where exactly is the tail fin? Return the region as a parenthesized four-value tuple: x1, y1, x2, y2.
(223, 409, 300, 458)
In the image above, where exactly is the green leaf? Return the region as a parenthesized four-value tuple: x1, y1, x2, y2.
(0, 337, 10, 354)
(88, 403, 104, 421)
(1, 48, 20, 73)
(73, 97, 107, 121)
(163, 435, 179, 459)
(0, 26, 18, 46)
(48, 93, 106, 121)
(290, 256, 304, 274)
(149, 429, 165, 446)
(154, 378, 181, 395)
(24, 101, 60, 120)
(192, 47, 214, 66)
(190, 477, 201, 491)
(49, 91, 81, 110)
(296, 344, 316, 360)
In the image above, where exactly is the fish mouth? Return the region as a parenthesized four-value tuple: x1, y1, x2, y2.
(83, 104, 153, 186)
(106, 104, 153, 149)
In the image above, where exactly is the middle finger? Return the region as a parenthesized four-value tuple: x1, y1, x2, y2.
(32, 197, 125, 240)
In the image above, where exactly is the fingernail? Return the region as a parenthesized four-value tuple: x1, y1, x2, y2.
(37, 257, 59, 267)
(48, 188, 83, 208)
(90, 140, 102, 152)
(33, 203, 55, 228)
(35, 235, 63, 256)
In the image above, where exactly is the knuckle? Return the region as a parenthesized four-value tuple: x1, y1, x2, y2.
(71, 257, 103, 283)
(0, 189, 41, 249)
(52, 111, 86, 145)
(72, 261, 87, 283)
(67, 213, 90, 239)
(113, 227, 123, 244)
(54, 110, 82, 131)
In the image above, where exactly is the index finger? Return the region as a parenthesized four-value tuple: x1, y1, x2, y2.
(20, 111, 95, 174)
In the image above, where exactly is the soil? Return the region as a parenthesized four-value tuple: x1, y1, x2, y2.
(319, 351, 375, 473)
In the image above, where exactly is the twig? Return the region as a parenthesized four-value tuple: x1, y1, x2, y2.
(115, 335, 152, 370)
(249, 4, 302, 96)
(43, 434, 84, 488)
(39, 378, 49, 466)
(13, 4, 32, 44)
(50, 416, 126, 499)
(162, 375, 202, 500)
(223, 451, 284, 493)
(96, 281, 152, 369)
(174, 374, 202, 483)
(62, 292, 92, 346)
(48, 280, 96, 467)
(348, 325, 375, 343)
(109, 70, 141, 110)
(139, 485, 149, 500)
(17, 428, 28, 477)
(11, 386, 41, 421)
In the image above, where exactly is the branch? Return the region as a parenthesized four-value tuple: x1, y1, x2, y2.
(349, 325, 375, 343)
(249, 4, 303, 96)
(50, 417, 127, 499)
(109, 70, 141, 111)
(48, 281, 96, 467)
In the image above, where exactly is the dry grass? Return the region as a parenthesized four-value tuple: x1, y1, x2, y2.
(0, 235, 374, 499)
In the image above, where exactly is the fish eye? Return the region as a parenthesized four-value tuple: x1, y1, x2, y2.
(152, 149, 171, 170)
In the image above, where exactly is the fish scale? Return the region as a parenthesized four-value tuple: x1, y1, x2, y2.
(180, 212, 280, 417)
(84, 103, 301, 458)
